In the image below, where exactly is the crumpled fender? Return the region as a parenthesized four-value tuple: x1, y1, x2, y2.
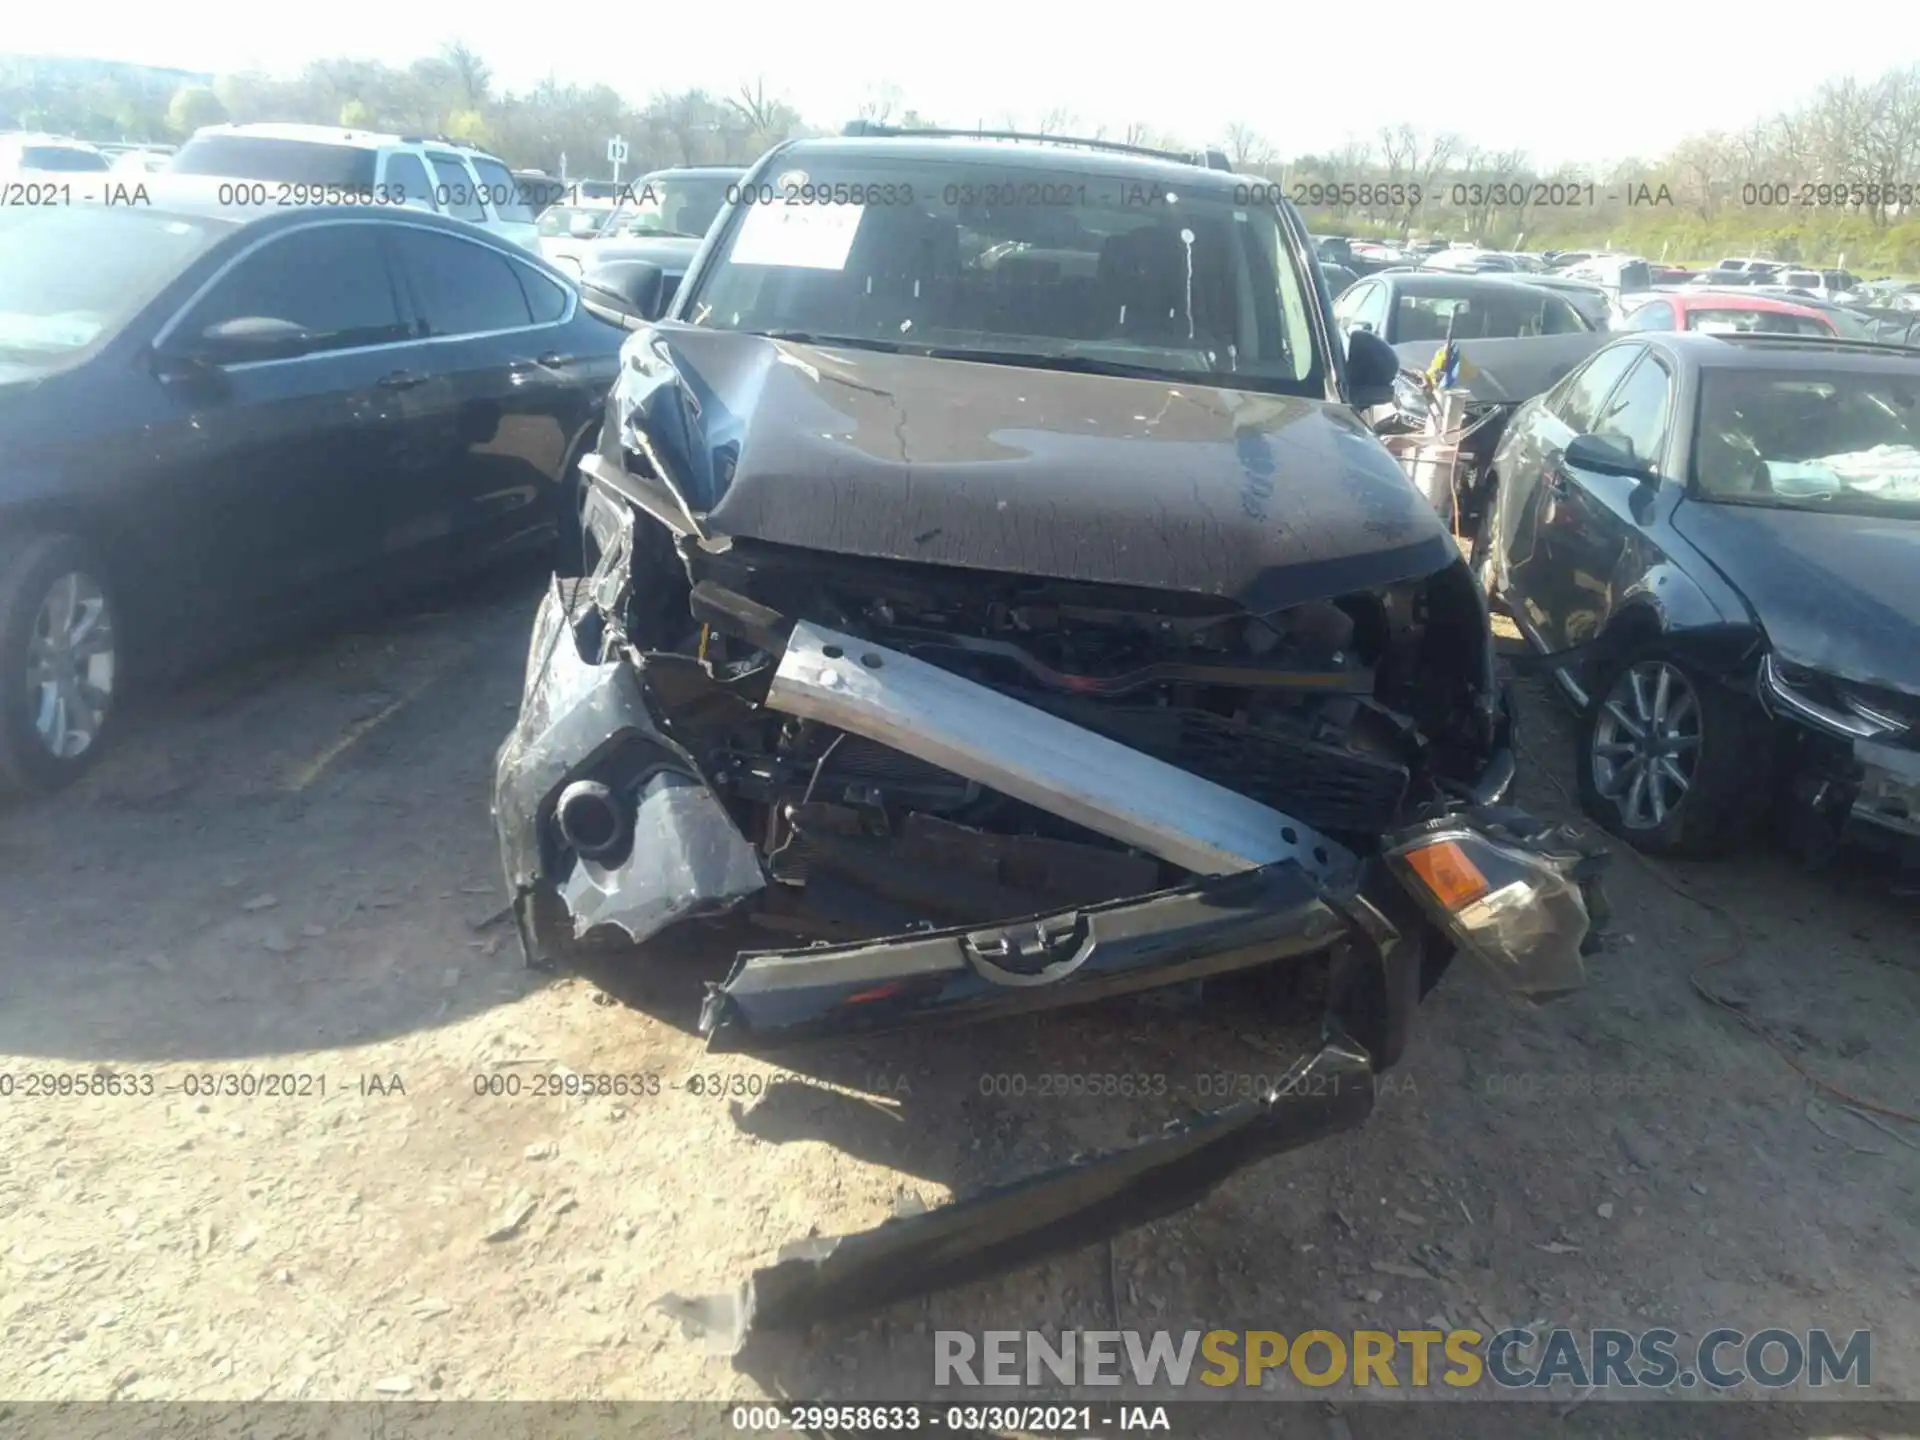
(491, 579, 764, 961)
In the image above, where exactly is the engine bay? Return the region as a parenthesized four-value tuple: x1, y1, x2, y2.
(575, 518, 1504, 944)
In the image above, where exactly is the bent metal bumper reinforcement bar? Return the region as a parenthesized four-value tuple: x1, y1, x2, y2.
(765, 620, 1356, 884)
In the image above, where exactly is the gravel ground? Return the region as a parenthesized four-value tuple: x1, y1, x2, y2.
(2, 565, 1916, 1428)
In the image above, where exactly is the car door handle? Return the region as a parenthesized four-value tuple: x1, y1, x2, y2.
(509, 352, 571, 372)
(377, 370, 426, 390)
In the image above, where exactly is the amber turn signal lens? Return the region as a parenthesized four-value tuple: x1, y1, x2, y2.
(1403, 839, 1491, 911)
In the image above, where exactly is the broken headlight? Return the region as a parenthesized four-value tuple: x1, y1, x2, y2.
(1760, 653, 1912, 742)
(1385, 816, 1603, 1002)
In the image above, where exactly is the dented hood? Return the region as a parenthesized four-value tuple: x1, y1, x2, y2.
(1674, 500, 1920, 697)
(619, 324, 1453, 613)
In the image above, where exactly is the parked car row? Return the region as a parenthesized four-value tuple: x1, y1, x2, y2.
(533, 165, 743, 278)
(1323, 257, 1918, 870)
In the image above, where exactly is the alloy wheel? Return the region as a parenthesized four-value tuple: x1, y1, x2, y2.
(1591, 659, 1702, 831)
(26, 570, 116, 760)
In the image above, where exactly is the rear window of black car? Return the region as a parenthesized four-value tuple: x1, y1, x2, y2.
(389, 228, 534, 334)
(1394, 287, 1588, 342)
(172, 136, 379, 190)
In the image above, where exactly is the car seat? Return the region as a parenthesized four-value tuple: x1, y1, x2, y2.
(1094, 226, 1198, 344)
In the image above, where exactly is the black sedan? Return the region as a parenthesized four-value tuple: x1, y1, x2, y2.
(0, 190, 625, 794)
(1480, 331, 1920, 860)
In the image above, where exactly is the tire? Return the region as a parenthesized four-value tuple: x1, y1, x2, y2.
(1574, 642, 1772, 858)
(0, 533, 121, 796)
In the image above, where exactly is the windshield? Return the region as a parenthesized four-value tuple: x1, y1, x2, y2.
(170, 136, 378, 189)
(680, 155, 1323, 394)
(607, 173, 734, 239)
(0, 207, 229, 356)
(1687, 307, 1831, 337)
(1692, 367, 1920, 515)
(1394, 287, 1588, 342)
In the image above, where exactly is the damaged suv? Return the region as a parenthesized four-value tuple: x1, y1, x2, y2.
(494, 128, 1607, 1334)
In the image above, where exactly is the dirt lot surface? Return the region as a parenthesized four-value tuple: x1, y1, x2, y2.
(3, 565, 1917, 1428)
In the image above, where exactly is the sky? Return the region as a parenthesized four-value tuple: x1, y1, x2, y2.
(13, 0, 1920, 170)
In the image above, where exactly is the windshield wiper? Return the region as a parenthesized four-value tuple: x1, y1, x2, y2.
(757, 336, 1191, 378)
(756, 331, 918, 355)
(917, 346, 1314, 394)
(748, 335, 1312, 393)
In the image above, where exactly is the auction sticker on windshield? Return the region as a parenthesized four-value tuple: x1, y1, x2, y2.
(730, 199, 864, 269)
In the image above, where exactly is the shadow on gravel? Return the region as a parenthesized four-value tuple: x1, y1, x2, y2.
(0, 559, 561, 1064)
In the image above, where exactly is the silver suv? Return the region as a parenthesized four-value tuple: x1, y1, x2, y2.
(169, 123, 538, 251)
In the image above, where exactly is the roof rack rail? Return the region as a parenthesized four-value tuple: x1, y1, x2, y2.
(401, 133, 486, 151)
(839, 120, 1233, 172)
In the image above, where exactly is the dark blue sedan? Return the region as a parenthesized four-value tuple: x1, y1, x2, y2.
(1481, 331, 1920, 861)
(0, 185, 625, 793)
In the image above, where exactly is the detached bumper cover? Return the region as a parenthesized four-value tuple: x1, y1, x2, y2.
(656, 1038, 1375, 1352)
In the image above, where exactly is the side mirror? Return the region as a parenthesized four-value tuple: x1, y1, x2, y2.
(569, 214, 600, 238)
(166, 316, 315, 369)
(1566, 432, 1656, 484)
(579, 259, 666, 326)
(1346, 327, 1399, 409)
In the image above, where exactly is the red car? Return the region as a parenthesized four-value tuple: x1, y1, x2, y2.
(1621, 290, 1839, 336)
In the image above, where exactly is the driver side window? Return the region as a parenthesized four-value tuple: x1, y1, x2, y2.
(187, 225, 408, 355)
(1592, 352, 1673, 468)
(1340, 281, 1389, 335)
(1548, 344, 1643, 432)
(1331, 280, 1368, 326)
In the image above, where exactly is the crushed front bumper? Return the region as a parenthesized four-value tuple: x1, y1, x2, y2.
(656, 1038, 1376, 1352)
(493, 578, 1606, 1335)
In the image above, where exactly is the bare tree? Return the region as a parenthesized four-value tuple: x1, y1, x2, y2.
(439, 40, 491, 108)
(1667, 132, 1731, 219)
(1225, 121, 1275, 168)
(1035, 106, 1077, 135)
(857, 83, 901, 126)
(1378, 123, 1459, 235)
(730, 76, 778, 133)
